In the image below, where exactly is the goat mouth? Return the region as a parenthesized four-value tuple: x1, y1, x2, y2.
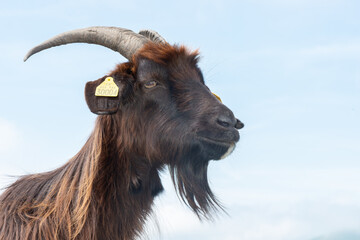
(197, 136, 234, 147)
(197, 136, 236, 160)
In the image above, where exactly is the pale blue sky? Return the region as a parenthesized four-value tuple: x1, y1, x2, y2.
(1, 0, 359, 239)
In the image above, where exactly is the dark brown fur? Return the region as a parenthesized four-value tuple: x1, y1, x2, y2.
(0, 43, 242, 240)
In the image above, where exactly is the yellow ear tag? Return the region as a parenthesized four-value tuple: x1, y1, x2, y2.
(95, 77, 119, 97)
(212, 92, 222, 103)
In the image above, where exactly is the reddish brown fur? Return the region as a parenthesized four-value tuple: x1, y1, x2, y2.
(133, 43, 199, 66)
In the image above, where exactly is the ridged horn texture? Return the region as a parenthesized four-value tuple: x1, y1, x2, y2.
(24, 26, 151, 62)
(138, 29, 167, 44)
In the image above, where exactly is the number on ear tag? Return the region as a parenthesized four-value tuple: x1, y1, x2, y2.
(95, 77, 119, 97)
(212, 92, 222, 103)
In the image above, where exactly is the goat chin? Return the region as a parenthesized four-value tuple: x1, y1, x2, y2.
(220, 143, 236, 160)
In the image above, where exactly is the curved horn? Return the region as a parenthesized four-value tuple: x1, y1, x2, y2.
(138, 29, 167, 44)
(24, 26, 150, 62)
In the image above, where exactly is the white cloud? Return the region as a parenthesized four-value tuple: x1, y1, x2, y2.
(0, 118, 22, 154)
(143, 202, 202, 239)
(0, 118, 24, 191)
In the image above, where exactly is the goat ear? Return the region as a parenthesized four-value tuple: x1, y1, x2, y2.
(85, 76, 124, 115)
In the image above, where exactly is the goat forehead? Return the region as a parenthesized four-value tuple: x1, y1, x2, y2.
(136, 57, 204, 87)
(137, 59, 168, 80)
(170, 65, 206, 91)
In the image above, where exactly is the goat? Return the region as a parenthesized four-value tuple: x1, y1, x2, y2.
(0, 27, 244, 240)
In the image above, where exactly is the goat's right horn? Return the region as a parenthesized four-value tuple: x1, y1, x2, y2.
(24, 26, 151, 62)
(138, 30, 167, 44)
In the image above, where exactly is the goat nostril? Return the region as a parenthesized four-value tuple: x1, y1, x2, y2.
(217, 111, 236, 129)
(217, 119, 230, 128)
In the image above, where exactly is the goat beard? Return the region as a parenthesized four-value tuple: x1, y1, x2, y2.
(168, 142, 224, 220)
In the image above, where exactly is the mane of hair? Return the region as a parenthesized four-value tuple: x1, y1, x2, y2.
(0, 119, 103, 239)
(0, 112, 157, 239)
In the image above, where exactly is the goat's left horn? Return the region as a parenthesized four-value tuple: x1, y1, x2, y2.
(24, 26, 151, 61)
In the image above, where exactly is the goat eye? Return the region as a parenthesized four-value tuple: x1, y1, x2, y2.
(144, 81, 157, 89)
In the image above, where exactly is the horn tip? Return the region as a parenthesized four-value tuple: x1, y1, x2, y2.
(23, 52, 31, 62)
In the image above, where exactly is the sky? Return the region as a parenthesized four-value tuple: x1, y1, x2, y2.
(0, 0, 360, 239)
